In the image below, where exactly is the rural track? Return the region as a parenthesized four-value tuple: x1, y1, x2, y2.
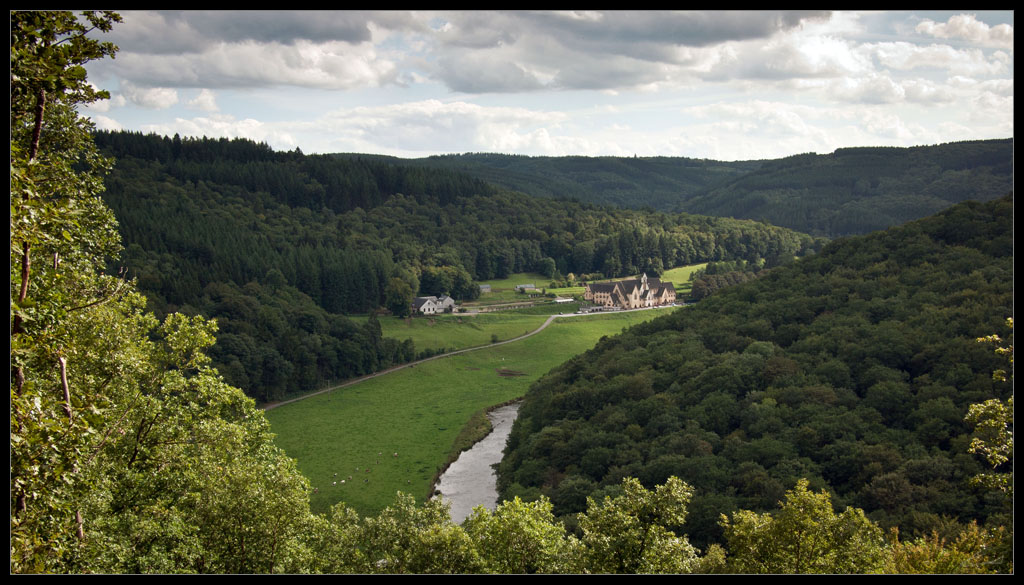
(261, 313, 568, 412)
(261, 305, 675, 412)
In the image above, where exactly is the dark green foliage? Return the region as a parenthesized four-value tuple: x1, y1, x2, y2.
(497, 195, 1013, 549)
(354, 152, 762, 212)
(11, 13, 317, 573)
(681, 141, 1012, 237)
(371, 143, 1012, 239)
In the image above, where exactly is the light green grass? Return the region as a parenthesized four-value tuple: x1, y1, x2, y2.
(472, 272, 552, 305)
(501, 302, 581, 315)
(547, 286, 586, 297)
(467, 290, 538, 305)
(660, 263, 707, 286)
(478, 272, 550, 290)
(353, 312, 548, 353)
(265, 308, 676, 517)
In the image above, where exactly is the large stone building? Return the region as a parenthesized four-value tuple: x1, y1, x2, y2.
(583, 273, 676, 310)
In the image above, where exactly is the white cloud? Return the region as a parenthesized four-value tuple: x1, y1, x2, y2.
(824, 73, 906, 104)
(757, 34, 871, 79)
(916, 13, 1013, 49)
(106, 38, 399, 90)
(120, 81, 179, 109)
(682, 100, 833, 142)
(423, 11, 833, 93)
(870, 42, 1010, 76)
(968, 92, 1014, 124)
(139, 113, 299, 150)
(83, 11, 1012, 160)
(856, 109, 920, 140)
(88, 115, 123, 131)
(187, 89, 219, 112)
(83, 91, 126, 113)
(900, 79, 955, 103)
(311, 99, 570, 155)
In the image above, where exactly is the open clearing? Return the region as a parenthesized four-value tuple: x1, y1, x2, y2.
(659, 263, 706, 296)
(265, 307, 676, 516)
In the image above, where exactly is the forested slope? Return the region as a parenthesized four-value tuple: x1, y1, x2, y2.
(680, 140, 1013, 236)
(355, 152, 761, 211)
(373, 141, 1012, 238)
(95, 131, 819, 402)
(497, 195, 1014, 549)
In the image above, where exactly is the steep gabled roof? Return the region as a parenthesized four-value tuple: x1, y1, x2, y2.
(412, 296, 438, 309)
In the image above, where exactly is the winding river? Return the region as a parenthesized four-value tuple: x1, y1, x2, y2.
(433, 402, 521, 524)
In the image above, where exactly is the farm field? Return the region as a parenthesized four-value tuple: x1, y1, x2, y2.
(497, 301, 581, 315)
(380, 312, 549, 353)
(265, 307, 677, 516)
(468, 271, 553, 305)
(546, 286, 586, 297)
(477, 272, 550, 290)
(349, 311, 549, 353)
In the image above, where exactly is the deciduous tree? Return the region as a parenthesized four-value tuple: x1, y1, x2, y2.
(577, 477, 700, 574)
(464, 496, 583, 573)
(720, 478, 885, 574)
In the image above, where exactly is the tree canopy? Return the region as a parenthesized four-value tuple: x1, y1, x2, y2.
(11, 11, 315, 573)
(497, 194, 1013, 553)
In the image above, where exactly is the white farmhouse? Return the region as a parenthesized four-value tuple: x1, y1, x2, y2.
(412, 295, 457, 315)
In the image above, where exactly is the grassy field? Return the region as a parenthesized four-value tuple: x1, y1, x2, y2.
(352, 303, 582, 355)
(468, 272, 552, 305)
(546, 286, 586, 297)
(478, 272, 550, 290)
(265, 307, 677, 516)
(660, 263, 706, 297)
(377, 312, 549, 353)
(499, 302, 581, 315)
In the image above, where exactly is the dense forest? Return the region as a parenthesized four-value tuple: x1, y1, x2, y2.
(385, 141, 1012, 238)
(683, 141, 1013, 236)
(497, 194, 1014, 554)
(347, 151, 762, 212)
(93, 130, 822, 402)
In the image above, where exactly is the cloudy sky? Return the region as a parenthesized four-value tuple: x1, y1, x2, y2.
(83, 10, 1013, 161)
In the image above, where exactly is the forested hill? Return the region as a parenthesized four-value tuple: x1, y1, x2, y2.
(497, 194, 1013, 550)
(94, 130, 818, 403)
(342, 152, 761, 212)
(360, 139, 1012, 238)
(682, 139, 1013, 237)
(94, 129, 498, 212)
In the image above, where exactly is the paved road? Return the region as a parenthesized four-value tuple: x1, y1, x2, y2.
(261, 305, 679, 412)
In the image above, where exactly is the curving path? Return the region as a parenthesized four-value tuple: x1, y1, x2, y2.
(261, 305, 677, 412)
(262, 313, 565, 412)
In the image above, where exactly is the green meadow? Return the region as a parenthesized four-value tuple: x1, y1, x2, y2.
(468, 272, 552, 305)
(477, 272, 550, 290)
(265, 307, 676, 516)
(546, 286, 586, 297)
(377, 312, 549, 353)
